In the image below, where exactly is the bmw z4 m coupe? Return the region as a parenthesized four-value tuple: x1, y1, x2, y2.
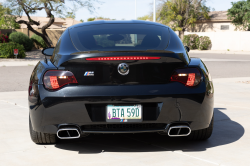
(28, 20, 214, 144)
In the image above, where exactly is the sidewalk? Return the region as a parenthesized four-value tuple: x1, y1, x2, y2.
(190, 50, 250, 55)
(0, 60, 39, 67)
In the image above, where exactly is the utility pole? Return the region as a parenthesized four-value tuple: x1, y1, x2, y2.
(153, 0, 156, 22)
(135, 0, 137, 20)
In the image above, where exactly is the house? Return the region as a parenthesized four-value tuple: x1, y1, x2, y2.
(187, 11, 239, 32)
(16, 16, 82, 29)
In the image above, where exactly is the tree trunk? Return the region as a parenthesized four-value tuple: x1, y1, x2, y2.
(41, 33, 52, 47)
(20, 22, 52, 47)
(179, 30, 185, 41)
(18, 20, 53, 47)
(16, 3, 55, 48)
(41, 12, 54, 47)
(41, 27, 53, 47)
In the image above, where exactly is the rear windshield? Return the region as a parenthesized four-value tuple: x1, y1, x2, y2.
(69, 23, 170, 51)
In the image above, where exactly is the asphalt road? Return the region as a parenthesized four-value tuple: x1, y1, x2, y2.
(0, 53, 250, 92)
(189, 53, 250, 79)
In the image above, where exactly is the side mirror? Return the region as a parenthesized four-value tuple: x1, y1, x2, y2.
(42, 47, 55, 56)
(184, 46, 190, 52)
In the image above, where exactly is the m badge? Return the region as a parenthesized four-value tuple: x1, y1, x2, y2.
(84, 71, 94, 76)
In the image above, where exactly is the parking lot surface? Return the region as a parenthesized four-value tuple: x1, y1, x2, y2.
(0, 52, 250, 165)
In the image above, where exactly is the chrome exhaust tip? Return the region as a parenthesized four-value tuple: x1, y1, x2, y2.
(57, 128, 80, 139)
(168, 126, 191, 137)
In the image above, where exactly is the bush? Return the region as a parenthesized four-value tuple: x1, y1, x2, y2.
(9, 32, 33, 51)
(0, 34, 9, 43)
(0, 42, 26, 58)
(183, 34, 199, 49)
(31, 34, 47, 49)
(196, 36, 212, 50)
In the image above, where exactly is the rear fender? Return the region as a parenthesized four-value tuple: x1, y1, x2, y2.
(188, 58, 212, 82)
(29, 59, 57, 85)
(178, 58, 214, 130)
(29, 59, 57, 132)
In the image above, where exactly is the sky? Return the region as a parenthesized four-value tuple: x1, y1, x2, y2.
(72, 0, 242, 21)
(5, 0, 242, 21)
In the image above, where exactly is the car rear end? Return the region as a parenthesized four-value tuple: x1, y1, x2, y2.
(29, 21, 214, 141)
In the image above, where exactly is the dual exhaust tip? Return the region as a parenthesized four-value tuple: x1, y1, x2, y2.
(167, 125, 191, 137)
(57, 128, 80, 139)
(56, 125, 191, 139)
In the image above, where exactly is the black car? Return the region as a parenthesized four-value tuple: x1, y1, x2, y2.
(28, 20, 214, 144)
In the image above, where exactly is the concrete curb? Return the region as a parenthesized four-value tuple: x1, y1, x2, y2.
(0, 61, 39, 67)
(190, 50, 250, 55)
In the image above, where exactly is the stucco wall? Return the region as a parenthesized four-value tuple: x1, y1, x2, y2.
(187, 22, 237, 32)
(184, 31, 250, 51)
(0, 29, 16, 35)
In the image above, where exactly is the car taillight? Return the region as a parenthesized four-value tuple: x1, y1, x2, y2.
(43, 70, 78, 90)
(86, 56, 161, 61)
(170, 68, 201, 87)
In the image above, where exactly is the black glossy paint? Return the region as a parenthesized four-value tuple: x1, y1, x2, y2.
(29, 21, 214, 135)
(61, 54, 186, 85)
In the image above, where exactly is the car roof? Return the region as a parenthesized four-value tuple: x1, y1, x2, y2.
(69, 20, 169, 29)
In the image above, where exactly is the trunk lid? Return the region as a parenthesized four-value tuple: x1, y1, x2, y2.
(59, 52, 187, 85)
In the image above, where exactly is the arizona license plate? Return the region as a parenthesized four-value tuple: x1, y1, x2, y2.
(106, 105, 142, 122)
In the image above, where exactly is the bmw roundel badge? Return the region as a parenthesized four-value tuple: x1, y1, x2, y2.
(118, 63, 129, 75)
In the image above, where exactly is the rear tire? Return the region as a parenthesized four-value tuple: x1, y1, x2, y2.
(29, 116, 57, 144)
(188, 116, 214, 141)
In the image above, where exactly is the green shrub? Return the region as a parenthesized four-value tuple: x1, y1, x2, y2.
(31, 34, 47, 49)
(183, 34, 199, 49)
(0, 42, 26, 58)
(196, 36, 212, 50)
(9, 32, 33, 51)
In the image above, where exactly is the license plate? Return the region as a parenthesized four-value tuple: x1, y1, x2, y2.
(106, 105, 142, 122)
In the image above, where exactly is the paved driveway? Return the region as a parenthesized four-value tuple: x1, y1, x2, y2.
(0, 77, 249, 165)
(0, 52, 250, 165)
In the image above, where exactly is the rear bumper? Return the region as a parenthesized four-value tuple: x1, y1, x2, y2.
(29, 82, 214, 134)
(81, 130, 165, 134)
(80, 123, 169, 134)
